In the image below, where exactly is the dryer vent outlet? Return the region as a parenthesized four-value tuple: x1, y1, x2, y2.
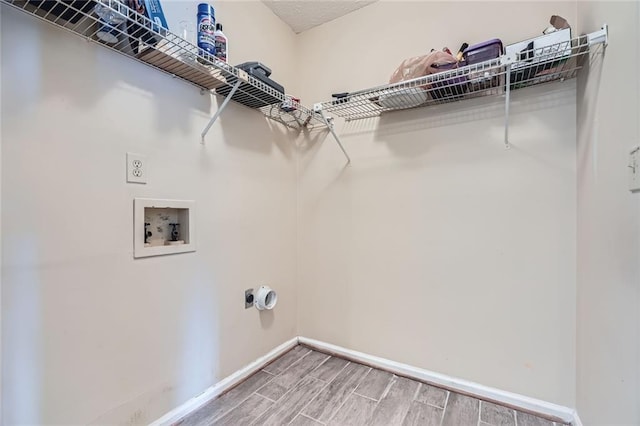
(254, 286, 277, 311)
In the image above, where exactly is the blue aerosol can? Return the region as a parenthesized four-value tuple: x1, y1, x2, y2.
(197, 3, 216, 57)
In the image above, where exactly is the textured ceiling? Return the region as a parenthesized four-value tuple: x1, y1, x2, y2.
(263, 1, 378, 33)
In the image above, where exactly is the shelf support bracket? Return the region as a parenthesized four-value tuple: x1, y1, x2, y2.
(313, 103, 351, 164)
(201, 80, 242, 144)
(504, 63, 512, 149)
(588, 24, 608, 47)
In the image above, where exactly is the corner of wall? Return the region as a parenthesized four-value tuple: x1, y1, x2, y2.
(575, 1, 640, 424)
(0, 4, 4, 421)
(0, 5, 3, 421)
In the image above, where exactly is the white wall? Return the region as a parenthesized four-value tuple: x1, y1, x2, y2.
(6, 1, 636, 423)
(1, 2, 299, 424)
(576, 2, 640, 425)
(296, 1, 579, 406)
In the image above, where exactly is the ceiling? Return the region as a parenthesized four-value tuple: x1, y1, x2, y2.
(262, 1, 378, 34)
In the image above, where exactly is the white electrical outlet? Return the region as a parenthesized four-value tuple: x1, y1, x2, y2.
(127, 153, 147, 184)
(629, 146, 640, 192)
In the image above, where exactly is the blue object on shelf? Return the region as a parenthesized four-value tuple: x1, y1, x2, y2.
(197, 3, 216, 56)
(143, 0, 169, 32)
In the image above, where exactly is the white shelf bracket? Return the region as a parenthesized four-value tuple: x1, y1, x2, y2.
(201, 80, 242, 144)
(504, 63, 512, 149)
(588, 24, 608, 47)
(314, 103, 351, 164)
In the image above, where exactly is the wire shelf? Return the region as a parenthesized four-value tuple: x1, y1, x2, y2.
(320, 33, 603, 121)
(2, 0, 323, 130)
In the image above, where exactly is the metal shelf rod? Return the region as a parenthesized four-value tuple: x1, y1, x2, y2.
(314, 104, 351, 164)
(504, 63, 512, 149)
(201, 80, 242, 144)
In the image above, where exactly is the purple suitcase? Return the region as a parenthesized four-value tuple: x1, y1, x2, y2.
(462, 39, 503, 90)
(463, 39, 503, 64)
(429, 62, 469, 100)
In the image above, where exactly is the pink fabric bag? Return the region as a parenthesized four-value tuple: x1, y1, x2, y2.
(389, 51, 459, 84)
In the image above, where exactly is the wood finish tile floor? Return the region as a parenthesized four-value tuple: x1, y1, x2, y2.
(178, 345, 567, 426)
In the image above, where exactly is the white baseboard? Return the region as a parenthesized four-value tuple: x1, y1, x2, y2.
(298, 337, 576, 425)
(150, 337, 299, 426)
(152, 336, 579, 425)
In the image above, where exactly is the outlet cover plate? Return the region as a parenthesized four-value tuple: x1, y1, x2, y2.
(127, 152, 147, 184)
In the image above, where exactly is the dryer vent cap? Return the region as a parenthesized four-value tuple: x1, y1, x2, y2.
(255, 286, 277, 310)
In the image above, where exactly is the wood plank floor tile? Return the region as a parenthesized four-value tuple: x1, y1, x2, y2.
(262, 346, 311, 375)
(253, 376, 326, 426)
(289, 414, 324, 426)
(178, 370, 275, 426)
(308, 356, 350, 382)
(327, 393, 378, 426)
(179, 347, 567, 426)
(414, 383, 448, 408)
(441, 392, 480, 426)
(402, 401, 444, 426)
(353, 368, 394, 400)
(516, 411, 556, 426)
(368, 376, 420, 426)
(257, 351, 329, 401)
(302, 362, 370, 422)
(480, 401, 515, 426)
(212, 394, 272, 426)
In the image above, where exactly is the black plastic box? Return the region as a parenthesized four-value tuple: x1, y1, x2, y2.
(217, 62, 285, 108)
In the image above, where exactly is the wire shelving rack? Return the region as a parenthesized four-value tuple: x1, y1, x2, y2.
(2, 0, 324, 139)
(2, 2, 609, 162)
(314, 26, 608, 163)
